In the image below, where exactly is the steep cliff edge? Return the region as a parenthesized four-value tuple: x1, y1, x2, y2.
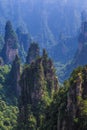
(63, 11, 87, 81)
(72, 11, 87, 67)
(42, 66, 87, 130)
(8, 55, 21, 96)
(18, 49, 59, 130)
(58, 66, 87, 130)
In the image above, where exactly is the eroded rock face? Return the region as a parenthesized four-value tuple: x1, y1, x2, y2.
(16, 27, 31, 52)
(65, 75, 82, 130)
(5, 42, 18, 63)
(21, 54, 59, 105)
(42, 49, 59, 94)
(73, 19, 87, 67)
(58, 66, 87, 130)
(9, 55, 20, 96)
(64, 13, 87, 82)
(18, 50, 59, 129)
(1, 21, 18, 64)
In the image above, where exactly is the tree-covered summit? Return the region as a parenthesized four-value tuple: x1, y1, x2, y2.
(18, 48, 59, 130)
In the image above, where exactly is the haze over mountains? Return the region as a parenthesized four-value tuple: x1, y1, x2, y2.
(1, 1, 87, 130)
(0, 0, 87, 68)
(0, 0, 87, 51)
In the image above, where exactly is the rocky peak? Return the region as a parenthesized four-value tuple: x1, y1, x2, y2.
(26, 42, 40, 64)
(42, 49, 58, 93)
(16, 27, 31, 54)
(18, 48, 59, 129)
(1, 21, 18, 64)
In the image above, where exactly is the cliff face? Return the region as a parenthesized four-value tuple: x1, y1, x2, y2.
(42, 66, 87, 130)
(18, 49, 59, 129)
(72, 11, 87, 67)
(1, 21, 18, 64)
(16, 27, 31, 52)
(3, 44, 18, 64)
(58, 66, 87, 130)
(73, 21, 87, 67)
(42, 49, 58, 93)
(63, 12, 87, 81)
(9, 55, 20, 96)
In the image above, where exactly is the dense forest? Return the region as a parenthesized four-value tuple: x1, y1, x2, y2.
(0, 0, 87, 130)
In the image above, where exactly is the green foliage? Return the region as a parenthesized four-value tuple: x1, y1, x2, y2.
(0, 65, 10, 102)
(0, 100, 18, 130)
(0, 65, 10, 85)
(80, 99, 87, 116)
(0, 65, 18, 105)
(69, 66, 83, 84)
(40, 86, 68, 130)
(0, 64, 19, 130)
(74, 98, 87, 130)
(73, 118, 79, 124)
(27, 106, 37, 130)
(40, 65, 87, 130)
(64, 65, 87, 130)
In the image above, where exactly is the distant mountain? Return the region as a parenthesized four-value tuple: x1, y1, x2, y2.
(61, 11, 87, 82)
(0, 0, 87, 62)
